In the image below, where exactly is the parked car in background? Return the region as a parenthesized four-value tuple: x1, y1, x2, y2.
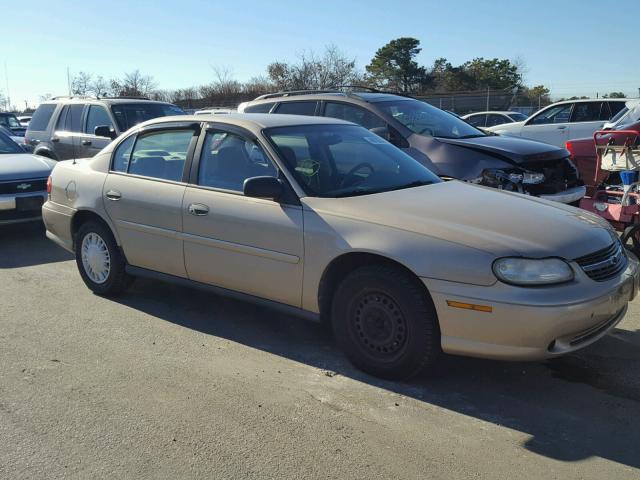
(240, 90, 585, 204)
(17, 115, 32, 127)
(43, 113, 638, 379)
(0, 126, 32, 152)
(567, 99, 640, 194)
(0, 128, 54, 225)
(487, 99, 627, 147)
(0, 112, 27, 137)
(25, 96, 185, 161)
(194, 107, 235, 115)
(462, 111, 528, 128)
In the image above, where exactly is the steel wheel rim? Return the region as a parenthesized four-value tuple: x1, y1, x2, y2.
(81, 232, 111, 284)
(350, 291, 408, 361)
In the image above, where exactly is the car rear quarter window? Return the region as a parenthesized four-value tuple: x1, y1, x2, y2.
(244, 102, 275, 113)
(274, 101, 317, 116)
(111, 135, 136, 172)
(28, 104, 56, 131)
(127, 129, 194, 182)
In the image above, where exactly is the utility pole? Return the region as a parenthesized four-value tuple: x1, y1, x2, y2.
(67, 67, 71, 96)
(486, 86, 490, 111)
(4, 62, 10, 111)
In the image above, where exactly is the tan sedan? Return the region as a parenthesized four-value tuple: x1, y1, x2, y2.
(43, 114, 639, 379)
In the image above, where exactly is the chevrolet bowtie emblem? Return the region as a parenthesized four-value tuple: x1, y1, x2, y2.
(16, 183, 31, 190)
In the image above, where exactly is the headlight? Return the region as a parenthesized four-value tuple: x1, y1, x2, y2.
(522, 172, 545, 184)
(492, 257, 574, 286)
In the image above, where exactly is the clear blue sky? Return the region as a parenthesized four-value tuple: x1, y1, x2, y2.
(3, 0, 638, 108)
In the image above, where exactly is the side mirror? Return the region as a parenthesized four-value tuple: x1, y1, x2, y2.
(243, 176, 283, 201)
(369, 126, 391, 142)
(94, 125, 117, 139)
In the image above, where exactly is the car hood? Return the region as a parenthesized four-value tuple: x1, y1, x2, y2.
(0, 153, 55, 181)
(435, 134, 568, 164)
(304, 181, 613, 259)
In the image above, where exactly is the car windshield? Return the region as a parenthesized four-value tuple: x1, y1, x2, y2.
(110, 103, 185, 131)
(0, 115, 22, 129)
(614, 103, 640, 130)
(0, 131, 23, 153)
(508, 112, 528, 121)
(264, 124, 440, 198)
(375, 99, 486, 139)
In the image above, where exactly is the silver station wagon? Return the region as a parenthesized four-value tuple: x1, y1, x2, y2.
(43, 114, 639, 379)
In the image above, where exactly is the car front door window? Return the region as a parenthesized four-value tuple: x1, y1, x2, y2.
(324, 102, 387, 130)
(85, 106, 114, 135)
(528, 104, 573, 125)
(197, 131, 277, 192)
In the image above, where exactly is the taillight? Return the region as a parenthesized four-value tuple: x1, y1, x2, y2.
(46, 176, 52, 194)
(565, 141, 574, 159)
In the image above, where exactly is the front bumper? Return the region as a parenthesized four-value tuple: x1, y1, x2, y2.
(538, 185, 586, 204)
(423, 252, 639, 360)
(0, 192, 47, 225)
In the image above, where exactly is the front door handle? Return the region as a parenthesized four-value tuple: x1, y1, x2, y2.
(557, 125, 567, 130)
(188, 203, 209, 216)
(105, 190, 122, 201)
(81, 140, 92, 146)
(51, 137, 60, 143)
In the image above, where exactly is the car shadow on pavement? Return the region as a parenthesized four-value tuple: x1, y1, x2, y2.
(0, 223, 73, 268)
(115, 277, 640, 470)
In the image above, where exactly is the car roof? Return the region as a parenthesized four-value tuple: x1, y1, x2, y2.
(463, 111, 521, 116)
(40, 97, 174, 106)
(551, 98, 628, 105)
(248, 91, 410, 105)
(139, 113, 354, 131)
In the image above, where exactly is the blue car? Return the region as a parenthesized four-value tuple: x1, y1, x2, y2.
(0, 128, 55, 225)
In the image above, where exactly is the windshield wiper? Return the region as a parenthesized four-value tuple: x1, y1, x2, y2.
(457, 134, 487, 139)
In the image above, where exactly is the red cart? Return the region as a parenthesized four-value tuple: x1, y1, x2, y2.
(578, 129, 640, 254)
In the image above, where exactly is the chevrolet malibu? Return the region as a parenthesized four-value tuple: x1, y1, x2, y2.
(42, 114, 639, 379)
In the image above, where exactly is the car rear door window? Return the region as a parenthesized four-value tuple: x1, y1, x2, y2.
(324, 102, 387, 130)
(128, 129, 194, 182)
(28, 104, 56, 131)
(570, 102, 603, 122)
(55, 104, 85, 132)
(486, 114, 508, 127)
(197, 131, 277, 192)
(528, 104, 573, 125)
(244, 102, 275, 113)
(85, 105, 114, 135)
(466, 114, 486, 127)
(274, 101, 317, 116)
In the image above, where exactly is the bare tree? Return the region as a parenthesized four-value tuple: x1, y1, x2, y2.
(111, 70, 158, 97)
(90, 76, 110, 97)
(267, 45, 362, 91)
(71, 71, 93, 96)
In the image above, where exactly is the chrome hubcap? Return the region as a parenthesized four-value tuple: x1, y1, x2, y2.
(81, 232, 111, 284)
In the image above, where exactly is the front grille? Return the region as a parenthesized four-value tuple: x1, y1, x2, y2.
(0, 178, 47, 195)
(574, 242, 627, 281)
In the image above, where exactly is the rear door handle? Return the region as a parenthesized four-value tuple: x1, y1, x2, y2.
(188, 203, 209, 216)
(105, 190, 121, 201)
(81, 140, 92, 146)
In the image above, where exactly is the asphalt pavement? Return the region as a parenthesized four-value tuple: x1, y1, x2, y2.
(1, 223, 639, 479)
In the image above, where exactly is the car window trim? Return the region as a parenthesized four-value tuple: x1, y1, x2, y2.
(189, 122, 301, 205)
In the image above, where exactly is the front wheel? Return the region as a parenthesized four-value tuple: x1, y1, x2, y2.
(75, 221, 133, 296)
(331, 264, 441, 380)
(621, 224, 640, 258)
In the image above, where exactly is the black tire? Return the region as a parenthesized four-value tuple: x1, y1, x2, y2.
(331, 264, 441, 380)
(75, 220, 133, 296)
(621, 224, 640, 258)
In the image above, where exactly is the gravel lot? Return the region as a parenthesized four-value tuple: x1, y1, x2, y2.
(1, 223, 639, 479)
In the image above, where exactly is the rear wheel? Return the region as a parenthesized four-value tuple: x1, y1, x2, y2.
(75, 221, 133, 296)
(331, 264, 441, 380)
